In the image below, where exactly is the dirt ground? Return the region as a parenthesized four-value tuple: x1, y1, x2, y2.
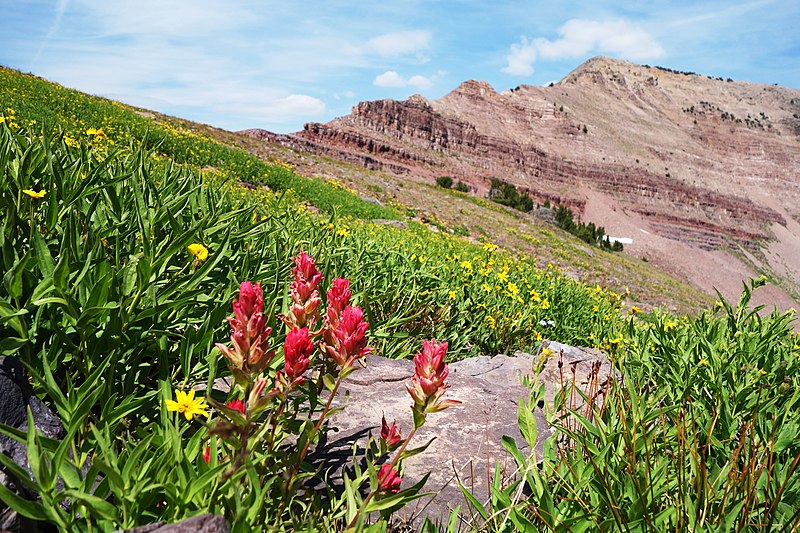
(581, 188, 800, 322)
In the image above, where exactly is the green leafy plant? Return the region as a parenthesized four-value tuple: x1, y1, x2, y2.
(461, 280, 800, 532)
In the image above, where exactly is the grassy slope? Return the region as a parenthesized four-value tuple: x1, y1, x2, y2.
(2, 62, 708, 314)
(230, 130, 712, 314)
(0, 65, 625, 361)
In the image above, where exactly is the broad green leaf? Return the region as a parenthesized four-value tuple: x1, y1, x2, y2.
(0, 483, 48, 521)
(31, 228, 54, 277)
(3, 251, 30, 300)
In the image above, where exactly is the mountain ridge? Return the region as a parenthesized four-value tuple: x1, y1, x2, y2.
(241, 56, 800, 311)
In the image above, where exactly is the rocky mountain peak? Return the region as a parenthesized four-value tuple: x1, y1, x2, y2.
(448, 79, 497, 99)
(243, 58, 800, 311)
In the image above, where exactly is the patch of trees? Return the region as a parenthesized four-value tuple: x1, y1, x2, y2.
(645, 65, 699, 77)
(487, 179, 623, 251)
(487, 178, 533, 212)
(436, 176, 470, 192)
(553, 204, 623, 251)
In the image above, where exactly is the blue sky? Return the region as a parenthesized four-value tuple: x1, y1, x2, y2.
(2, 1, 798, 133)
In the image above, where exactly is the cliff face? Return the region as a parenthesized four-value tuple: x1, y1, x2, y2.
(241, 56, 800, 306)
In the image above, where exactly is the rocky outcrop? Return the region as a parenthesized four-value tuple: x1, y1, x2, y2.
(323, 341, 613, 528)
(240, 56, 800, 254)
(204, 342, 612, 529)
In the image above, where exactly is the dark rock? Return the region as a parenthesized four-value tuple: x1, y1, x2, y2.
(115, 514, 229, 533)
(0, 357, 65, 533)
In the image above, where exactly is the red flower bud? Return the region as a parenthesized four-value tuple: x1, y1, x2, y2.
(291, 251, 323, 303)
(226, 399, 246, 414)
(203, 446, 211, 464)
(378, 464, 402, 493)
(322, 305, 371, 368)
(406, 340, 461, 414)
(284, 327, 313, 381)
(380, 415, 403, 450)
(327, 278, 351, 318)
(219, 282, 275, 377)
(282, 252, 324, 330)
(232, 281, 264, 329)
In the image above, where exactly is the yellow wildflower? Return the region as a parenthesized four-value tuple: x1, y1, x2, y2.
(23, 189, 47, 199)
(497, 268, 509, 283)
(188, 243, 209, 262)
(448, 290, 457, 300)
(165, 389, 209, 420)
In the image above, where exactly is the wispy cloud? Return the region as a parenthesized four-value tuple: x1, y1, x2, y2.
(367, 30, 432, 58)
(30, 0, 70, 68)
(3, 1, 797, 132)
(503, 19, 665, 76)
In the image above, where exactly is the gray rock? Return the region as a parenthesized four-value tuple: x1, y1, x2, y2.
(371, 219, 408, 229)
(204, 342, 614, 529)
(327, 353, 551, 528)
(359, 195, 383, 206)
(115, 514, 229, 533)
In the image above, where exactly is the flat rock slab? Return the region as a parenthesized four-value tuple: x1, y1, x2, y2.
(116, 514, 229, 533)
(207, 341, 614, 529)
(327, 353, 550, 527)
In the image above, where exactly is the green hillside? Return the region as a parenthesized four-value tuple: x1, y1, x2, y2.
(1, 67, 798, 531)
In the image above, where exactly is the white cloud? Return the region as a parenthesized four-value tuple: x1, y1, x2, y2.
(373, 70, 433, 89)
(368, 30, 432, 57)
(264, 94, 326, 118)
(537, 19, 665, 60)
(502, 37, 537, 76)
(503, 19, 665, 76)
(374, 71, 406, 87)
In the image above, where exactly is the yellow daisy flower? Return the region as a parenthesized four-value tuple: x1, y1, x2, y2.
(165, 389, 210, 420)
(188, 243, 209, 262)
(23, 189, 46, 199)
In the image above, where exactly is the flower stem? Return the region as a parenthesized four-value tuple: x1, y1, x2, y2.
(278, 370, 346, 519)
(346, 425, 418, 530)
